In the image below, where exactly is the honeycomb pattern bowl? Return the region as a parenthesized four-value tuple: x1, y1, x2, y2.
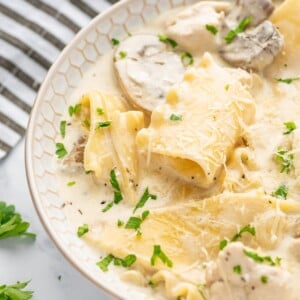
(25, 0, 197, 298)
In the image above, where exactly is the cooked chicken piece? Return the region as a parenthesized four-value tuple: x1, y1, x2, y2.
(220, 21, 284, 70)
(114, 35, 185, 113)
(166, 1, 230, 53)
(206, 242, 297, 300)
(219, 0, 284, 71)
(63, 136, 86, 170)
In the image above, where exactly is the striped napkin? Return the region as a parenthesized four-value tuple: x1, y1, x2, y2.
(0, 0, 118, 160)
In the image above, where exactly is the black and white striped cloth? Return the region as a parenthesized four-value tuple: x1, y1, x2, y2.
(0, 0, 118, 160)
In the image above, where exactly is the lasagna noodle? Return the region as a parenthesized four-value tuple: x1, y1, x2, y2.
(136, 54, 256, 188)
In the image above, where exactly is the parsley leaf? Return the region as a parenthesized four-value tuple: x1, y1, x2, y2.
(96, 254, 136, 272)
(96, 254, 114, 272)
(122, 254, 137, 267)
(133, 188, 157, 213)
(60, 120, 66, 138)
(96, 121, 111, 129)
(181, 52, 194, 66)
(96, 108, 105, 115)
(0, 281, 34, 300)
(243, 249, 281, 266)
(67, 181, 76, 187)
(275, 147, 294, 173)
(261, 275, 268, 284)
(55, 143, 67, 159)
(283, 122, 297, 135)
(219, 239, 228, 250)
(272, 184, 288, 200)
(111, 38, 120, 46)
(277, 78, 300, 84)
(68, 104, 81, 117)
(83, 119, 90, 129)
(170, 114, 183, 121)
(0, 201, 36, 240)
(125, 210, 150, 234)
(119, 51, 127, 59)
(151, 245, 173, 268)
(224, 16, 253, 44)
(117, 220, 124, 227)
(205, 24, 218, 35)
(233, 265, 242, 274)
(77, 224, 89, 238)
(158, 34, 178, 48)
(231, 225, 256, 242)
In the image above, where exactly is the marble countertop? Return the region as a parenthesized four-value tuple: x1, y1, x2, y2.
(0, 139, 110, 300)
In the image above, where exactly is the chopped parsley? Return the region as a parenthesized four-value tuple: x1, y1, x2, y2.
(96, 254, 136, 272)
(55, 143, 68, 159)
(68, 104, 81, 117)
(0, 201, 36, 240)
(111, 38, 120, 46)
(170, 114, 183, 121)
(243, 249, 281, 266)
(283, 122, 297, 135)
(96, 121, 111, 129)
(261, 275, 268, 284)
(231, 225, 256, 242)
(219, 239, 228, 250)
(133, 188, 157, 213)
(67, 181, 76, 187)
(233, 265, 242, 274)
(148, 280, 157, 287)
(277, 78, 300, 84)
(125, 210, 150, 234)
(225, 84, 230, 91)
(117, 220, 124, 227)
(60, 120, 66, 138)
(83, 119, 90, 129)
(96, 108, 105, 115)
(181, 52, 194, 66)
(158, 34, 178, 48)
(224, 16, 253, 44)
(0, 281, 34, 300)
(205, 24, 218, 35)
(272, 184, 288, 200)
(119, 51, 127, 59)
(151, 245, 173, 268)
(77, 224, 89, 238)
(102, 169, 123, 212)
(275, 147, 294, 174)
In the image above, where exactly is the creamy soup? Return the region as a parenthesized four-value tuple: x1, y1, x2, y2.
(56, 0, 300, 299)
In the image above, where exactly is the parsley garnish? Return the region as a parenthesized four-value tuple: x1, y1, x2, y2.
(0, 281, 34, 300)
(233, 265, 242, 274)
(277, 78, 300, 84)
(133, 188, 157, 213)
(0, 202, 36, 240)
(67, 181, 76, 187)
(283, 122, 297, 135)
(96, 121, 111, 129)
(77, 224, 89, 237)
(170, 114, 183, 121)
(83, 119, 90, 129)
(102, 169, 123, 212)
(68, 104, 81, 117)
(96, 254, 136, 272)
(224, 16, 253, 44)
(231, 225, 256, 242)
(55, 143, 68, 159)
(111, 38, 120, 46)
(275, 147, 294, 173)
(272, 184, 288, 200)
(225, 84, 230, 91)
(261, 275, 268, 284)
(119, 51, 127, 59)
(243, 249, 281, 266)
(151, 245, 173, 268)
(60, 120, 66, 138)
(148, 280, 157, 287)
(219, 239, 228, 250)
(125, 210, 150, 235)
(96, 108, 105, 115)
(158, 34, 178, 48)
(205, 24, 218, 35)
(181, 52, 194, 66)
(117, 220, 124, 227)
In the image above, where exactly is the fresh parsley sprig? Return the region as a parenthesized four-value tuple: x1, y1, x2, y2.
(150, 245, 173, 268)
(0, 281, 34, 300)
(224, 16, 253, 44)
(0, 202, 36, 240)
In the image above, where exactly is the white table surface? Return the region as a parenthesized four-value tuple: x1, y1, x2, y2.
(0, 139, 110, 300)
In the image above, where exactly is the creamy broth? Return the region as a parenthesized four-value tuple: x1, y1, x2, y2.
(57, 1, 300, 299)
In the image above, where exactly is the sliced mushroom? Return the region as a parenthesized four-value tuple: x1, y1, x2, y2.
(220, 21, 284, 70)
(166, 1, 230, 53)
(218, 0, 284, 71)
(114, 34, 185, 113)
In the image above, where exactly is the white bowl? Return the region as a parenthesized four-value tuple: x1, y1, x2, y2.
(25, 0, 198, 299)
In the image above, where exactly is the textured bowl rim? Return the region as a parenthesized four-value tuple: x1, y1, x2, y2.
(25, 1, 134, 299)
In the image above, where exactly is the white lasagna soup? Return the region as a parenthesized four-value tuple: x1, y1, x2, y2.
(56, 0, 300, 299)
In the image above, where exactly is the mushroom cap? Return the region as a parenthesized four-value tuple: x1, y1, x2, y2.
(114, 34, 185, 113)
